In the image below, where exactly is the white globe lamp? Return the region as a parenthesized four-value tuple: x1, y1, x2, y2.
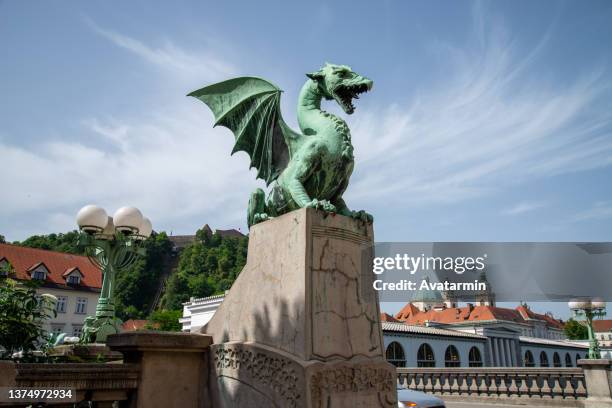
(137, 217, 153, 240)
(76, 205, 108, 233)
(113, 206, 144, 234)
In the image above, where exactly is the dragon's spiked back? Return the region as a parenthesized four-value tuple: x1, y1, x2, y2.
(189, 77, 299, 185)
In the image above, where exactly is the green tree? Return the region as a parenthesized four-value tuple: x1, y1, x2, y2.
(147, 309, 182, 332)
(14, 230, 175, 321)
(0, 278, 57, 359)
(161, 229, 248, 311)
(18, 231, 83, 255)
(564, 318, 588, 340)
(0, 234, 5, 243)
(113, 232, 174, 320)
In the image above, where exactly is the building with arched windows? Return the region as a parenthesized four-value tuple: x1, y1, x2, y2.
(382, 300, 589, 368)
(180, 293, 589, 368)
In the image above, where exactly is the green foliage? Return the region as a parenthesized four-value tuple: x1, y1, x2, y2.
(565, 318, 588, 340)
(17, 231, 84, 255)
(147, 309, 182, 332)
(162, 229, 248, 311)
(0, 234, 5, 243)
(113, 232, 174, 320)
(15, 230, 175, 321)
(0, 278, 57, 359)
(13, 228, 247, 327)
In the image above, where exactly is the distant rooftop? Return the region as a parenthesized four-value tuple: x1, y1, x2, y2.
(0, 243, 101, 290)
(168, 224, 245, 249)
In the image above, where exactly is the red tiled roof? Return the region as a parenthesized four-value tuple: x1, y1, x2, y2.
(395, 303, 421, 320)
(121, 319, 159, 331)
(0, 243, 101, 289)
(121, 319, 147, 331)
(593, 320, 612, 332)
(380, 312, 400, 323)
(62, 267, 83, 277)
(395, 303, 564, 329)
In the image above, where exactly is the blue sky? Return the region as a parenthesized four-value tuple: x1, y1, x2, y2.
(2, 1, 612, 318)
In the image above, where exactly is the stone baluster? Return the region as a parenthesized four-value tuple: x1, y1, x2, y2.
(488, 373, 499, 395)
(432, 372, 443, 394)
(416, 373, 424, 391)
(468, 373, 479, 395)
(560, 375, 573, 399)
(446, 372, 453, 394)
(497, 374, 509, 397)
(426, 373, 435, 393)
(476, 373, 488, 395)
(507, 372, 519, 396)
(407, 373, 416, 389)
(551, 373, 563, 398)
(458, 373, 469, 395)
(540, 374, 553, 399)
(449, 373, 459, 395)
(573, 374, 587, 399)
(517, 373, 530, 398)
(530, 374, 542, 398)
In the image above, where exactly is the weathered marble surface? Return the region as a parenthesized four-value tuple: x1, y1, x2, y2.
(202, 208, 396, 407)
(210, 342, 396, 408)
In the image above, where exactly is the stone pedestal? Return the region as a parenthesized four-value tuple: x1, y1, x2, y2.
(108, 331, 213, 408)
(579, 359, 612, 408)
(202, 208, 397, 408)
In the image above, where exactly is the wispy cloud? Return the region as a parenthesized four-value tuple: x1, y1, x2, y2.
(0, 105, 256, 240)
(346, 7, 612, 208)
(1, 23, 247, 241)
(86, 18, 237, 81)
(502, 201, 546, 216)
(572, 202, 612, 222)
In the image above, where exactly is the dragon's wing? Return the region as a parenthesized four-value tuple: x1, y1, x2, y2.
(189, 77, 301, 185)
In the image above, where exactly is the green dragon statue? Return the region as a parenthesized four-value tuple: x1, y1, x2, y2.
(189, 63, 373, 227)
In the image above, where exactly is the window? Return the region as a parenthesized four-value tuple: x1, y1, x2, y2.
(385, 342, 406, 367)
(417, 343, 435, 367)
(565, 353, 572, 367)
(72, 325, 83, 337)
(553, 352, 562, 367)
(32, 270, 46, 280)
(67, 275, 80, 285)
(55, 296, 67, 313)
(75, 297, 87, 314)
(468, 346, 483, 367)
(524, 350, 535, 367)
(0, 259, 10, 276)
(444, 345, 461, 367)
(540, 351, 549, 367)
(51, 324, 65, 335)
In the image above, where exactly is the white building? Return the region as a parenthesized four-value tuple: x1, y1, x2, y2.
(593, 320, 612, 348)
(180, 293, 226, 332)
(0, 243, 101, 337)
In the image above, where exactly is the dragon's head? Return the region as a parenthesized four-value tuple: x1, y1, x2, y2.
(306, 63, 373, 114)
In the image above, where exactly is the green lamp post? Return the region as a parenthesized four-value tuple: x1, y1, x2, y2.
(76, 205, 152, 343)
(568, 297, 607, 359)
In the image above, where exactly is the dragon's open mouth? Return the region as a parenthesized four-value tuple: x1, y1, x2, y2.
(334, 82, 371, 114)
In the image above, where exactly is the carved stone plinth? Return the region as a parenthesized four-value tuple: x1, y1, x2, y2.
(202, 208, 397, 407)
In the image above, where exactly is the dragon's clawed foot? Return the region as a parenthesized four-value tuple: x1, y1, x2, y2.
(253, 213, 271, 224)
(349, 210, 374, 223)
(306, 199, 337, 213)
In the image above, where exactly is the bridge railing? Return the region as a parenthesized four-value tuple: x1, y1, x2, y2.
(1, 361, 140, 407)
(396, 367, 588, 401)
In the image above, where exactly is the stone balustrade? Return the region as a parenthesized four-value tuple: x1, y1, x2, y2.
(0, 361, 140, 407)
(397, 367, 588, 402)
